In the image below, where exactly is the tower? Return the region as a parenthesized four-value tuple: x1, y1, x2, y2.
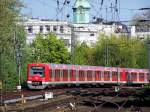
(73, 0, 90, 24)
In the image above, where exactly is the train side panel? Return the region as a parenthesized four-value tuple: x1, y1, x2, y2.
(27, 63, 149, 89)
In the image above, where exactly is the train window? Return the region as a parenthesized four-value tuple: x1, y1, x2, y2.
(112, 71, 118, 81)
(30, 66, 45, 77)
(87, 70, 92, 78)
(71, 70, 75, 75)
(131, 72, 137, 81)
(70, 70, 76, 80)
(104, 71, 110, 78)
(126, 72, 132, 82)
(63, 69, 68, 78)
(49, 69, 52, 79)
(95, 71, 101, 74)
(55, 69, 60, 78)
(79, 70, 84, 78)
(112, 72, 117, 76)
(139, 73, 144, 80)
(95, 71, 101, 77)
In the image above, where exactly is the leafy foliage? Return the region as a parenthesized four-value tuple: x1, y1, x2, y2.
(29, 33, 70, 64)
(74, 42, 94, 65)
(75, 34, 148, 69)
(0, 0, 25, 90)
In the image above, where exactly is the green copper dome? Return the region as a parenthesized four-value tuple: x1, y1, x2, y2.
(73, 0, 90, 24)
(74, 0, 90, 8)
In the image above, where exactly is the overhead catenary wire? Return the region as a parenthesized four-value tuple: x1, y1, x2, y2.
(20, 0, 150, 40)
(21, 0, 150, 23)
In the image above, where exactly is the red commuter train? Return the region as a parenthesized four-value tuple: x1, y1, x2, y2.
(27, 63, 149, 89)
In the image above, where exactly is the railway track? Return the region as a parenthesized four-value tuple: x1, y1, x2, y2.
(0, 86, 113, 102)
(0, 87, 149, 102)
(0, 87, 82, 101)
(0, 87, 150, 112)
(66, 87, 150, 112)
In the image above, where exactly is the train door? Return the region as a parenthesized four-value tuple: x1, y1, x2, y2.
(126, 72, 133, 84)
(49, 66, 52, 82)
(112, 71, 118, 81)
(95, 70, 101, 81)
(87, 70, 93, 81)
(104, 71, 110, 81)
(120, 69, 126, 82)
(131, 72, 137, 82)
(139, 73, 145, 82)
(62, 69, 68, 81)
(70, 69, 76, 81)
(55, 69, 61, 82)
(45, 65, 51, 82)
(79, 70, 85, 81)
(145, 73, 149, 83)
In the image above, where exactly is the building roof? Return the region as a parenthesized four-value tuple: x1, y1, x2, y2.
(74, 0, 90, 8)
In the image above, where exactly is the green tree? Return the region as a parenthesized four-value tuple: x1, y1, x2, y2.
(93, 34, 148, 68)
(74, 42, 94, 65)
(29, 33, 70, 64)
(0, 0, 25, 90)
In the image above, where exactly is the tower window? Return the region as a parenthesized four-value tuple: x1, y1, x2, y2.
(78, 6, 84, 22)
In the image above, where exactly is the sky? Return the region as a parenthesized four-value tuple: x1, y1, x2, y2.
(21, 0, 150, 23)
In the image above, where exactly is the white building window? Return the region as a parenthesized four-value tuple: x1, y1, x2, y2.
(60, 26, 64, 33)
(45, 25, 50, 32)
(39, 26, 43, 33)
(53, 26, 57, 32)
(28, 26, 33, 33)
(90, 33, 94, 36)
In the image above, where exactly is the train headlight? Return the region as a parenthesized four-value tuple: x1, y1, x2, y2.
(35, 77, 38, 80)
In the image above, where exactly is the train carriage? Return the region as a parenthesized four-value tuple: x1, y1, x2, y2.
(27, 63, 149, 89)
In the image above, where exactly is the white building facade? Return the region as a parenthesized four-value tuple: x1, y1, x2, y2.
(21, 0, 150, 52)
(22, 0, 129, 50)
(23, 18, 71, 45)
(22, 18, 125, 49)
(130, 26, 150, 39)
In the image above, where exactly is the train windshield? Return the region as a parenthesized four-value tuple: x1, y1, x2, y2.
(29, 66, 45, 77)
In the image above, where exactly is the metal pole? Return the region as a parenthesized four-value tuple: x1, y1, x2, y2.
(105, 39, 109, 66)
(71, 25, 75, 64)
(106, 42, 109, 66)
(15, 25, 22, 90)
(17, 49, 22, 90)
(117, 67, 119, 85)
(106, 7, 108, 23)
(19, 64, 21, 87)
(0, 80, 2, 106)
(147, 40, 150, 83)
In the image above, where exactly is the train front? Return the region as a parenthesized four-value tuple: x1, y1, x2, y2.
(27, 63, 48, 89)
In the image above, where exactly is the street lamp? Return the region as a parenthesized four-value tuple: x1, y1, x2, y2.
(16, 44, 23, 91)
